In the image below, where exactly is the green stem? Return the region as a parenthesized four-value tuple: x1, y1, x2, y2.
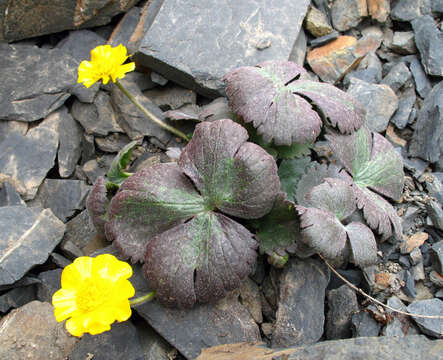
(115, 80, 190, 142)
(129, 291, 156, 307)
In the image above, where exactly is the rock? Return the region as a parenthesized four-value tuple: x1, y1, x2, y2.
(330, 0, 368, 32)
(0, 206, 65, 285)
(425, 173, 443, 204)
(0, 117, 59, 200)
(49, 253, 72, 269)
(82, 159, 107, 185)
(37, 269, 63, 303)
(343, 51, 383, 85)
(380, 62, 412, 93)
(409, 81, 443, 163)
(0, 301, 77, 359)
(272, 257, 330, 347)
(135, 320, 175, 360)
(432, 241, 443, 274)
(108, 6, 141, 48)
(71, 91, 123, 136)
(432, 0, 443, 12)
(307, 34, 381, 83)
(28, 179, 90, 223)
(59, 240, 84, 260)
(290, 28, 307, 66)
(80, 133, 96, 165)
(309, 31, 340, 48)
(95, 133, 133, 153)
(401, 206, 422, 233)
(408, 56, 432, 98)
(351, 311, 381, 337)
(111, 78, 171, 145)
(391, 31, 417, 55)
(0, 182, 25, 207)
(346, 78, 398, 132)
(134, 0, 311, 97)
(427, 200, 443, 231)
(68, 321, 145, 360)
(57, 30, 106, 103)
(412, 15, 443, 77)
(0, 285, 36, 313)
(407, 299, 443, 338)
(328, 269, 363, 290)
(326, 285, 359, 339)
(411, 262, 426, 281)
(0, 43, 75, 122)
(151, 72, 168, 86)
(400, 232, 429, 254)
(238, 278, 263, 324)
(305, 6, 333, 37)
(123, 72, 157, 92)
(391, 86, 416, 129)
(367, 0, 390, 22)
(144, 84, 197, 111)
(402, 270, 417, 298)
(196, 336, 443, 360)
(391, 0, 431, 21)
(430, 270, 443, 287)
(409, 247, 423, 265)
(0, 0, 137, 41)
(0, 120, 27, 144)
(437, 289, 443, 298)
(385, 124, 407, 147)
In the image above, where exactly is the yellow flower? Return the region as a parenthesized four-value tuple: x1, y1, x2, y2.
(52, 254, 135, 337)
(77, 44, 135, 88)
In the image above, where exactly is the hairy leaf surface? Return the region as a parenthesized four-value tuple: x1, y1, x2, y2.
(346, 222, 377, 267)
(86, 176, 108, 235)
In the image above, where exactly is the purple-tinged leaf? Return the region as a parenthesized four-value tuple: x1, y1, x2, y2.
(86, 176, 108, 235)
(105, 163, 206, 263)
(296, 163, 343, 207)
(346, 222, 377, 267)
(224, 61, 364, 145)
(179, 119, 279, 219)
(296, 206, 348, 259)
(143, 212, 257, 308)
(305, 178, 356, 221)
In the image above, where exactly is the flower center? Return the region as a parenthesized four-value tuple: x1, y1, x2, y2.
(76, 279, 111, 312)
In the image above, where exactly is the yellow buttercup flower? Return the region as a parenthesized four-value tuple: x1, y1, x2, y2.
(77, 44, 135, 88)
(52, 254, 135, 337)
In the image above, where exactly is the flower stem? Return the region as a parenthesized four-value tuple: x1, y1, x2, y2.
(129, 291, 156, 307)
(115, 80, 190, 142)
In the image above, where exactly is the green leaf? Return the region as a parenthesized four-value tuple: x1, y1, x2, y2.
(273, 142, 313, 159)
(106, 140, 138, 187)
(278, 157, 312, 202)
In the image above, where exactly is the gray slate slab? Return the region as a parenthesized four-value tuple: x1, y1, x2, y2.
(0, 285, 36, 313)
(407, 298, 443, 338)
(409, 80, 443, 163)
(0, 120, 27, 144)
(0, 182, 26, 207)
(37, 268, 63, 303)
(0, 43, 76, 122)
(408, 56, 432, 98)
(272, 257, 330, 347)
(134, 0, 311, 97)
(61, 209, 98, 252)
(0, 116, 59, 200)
(391, 86, 416, 129)
(0, 206, 65, 286)
(326, 285, 359, 339)
(391, 0, 431, 21)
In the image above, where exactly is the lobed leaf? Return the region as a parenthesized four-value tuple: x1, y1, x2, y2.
(278, 157, 312, 202)
(86, 176, 109, 235)
(346, 222, 377, 267)
(106, 140, 139, 187)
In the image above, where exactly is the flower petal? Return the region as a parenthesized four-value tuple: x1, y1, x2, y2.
(52, 288, 78, 321)
(93, 254, 133, 284)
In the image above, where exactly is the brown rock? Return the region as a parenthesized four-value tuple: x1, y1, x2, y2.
(367, 0, 390, 23)
(386, 124, 407, 147)
(0, 301, 77, 360)
(374, 271, 393, 290)
(305, 6, 333, 38)
(400, 232, 429, 254)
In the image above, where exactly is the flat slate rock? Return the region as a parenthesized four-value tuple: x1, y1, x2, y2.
(133, 264, 260, 360)
(272, 257, 330, 348)
(0, 182, 26, 207)
(326, 285, 359, 339)
(407, 298, 443, 338)
(0, 116, 59, 200)
(0, 301, 77, 360)
(36, 268, 63, 303)
(61, 209, 97, 252)
(0, 284, 36, 313)
(0, 43, 76, 122)
(196, 336, 443, 360)
(28, 179, 90, 223)
(0, 206, 65, 286)
(409, 80, 443, 163)
(0, 120, 27, 144)
(134, 0, 311, 97)
(391, 0, 431, 21)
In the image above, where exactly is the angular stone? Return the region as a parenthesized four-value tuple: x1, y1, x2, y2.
(409, 81, 443, 163)
(108, 6, 141, 48)
(347, 78, 398, 132)
(412, 15, 443, 77)
(385, 124, 407, 147)
(326, 285, 359, 340)
(310, 31, 340, 48)
(430, 270, 443, 287)
(381, 62, 412, 93)
(289, 28, 307, 66)
(82, 159, 108, 185)
(238, 278, 263, 324)
(135, 321, 174, 360)
(400, 232, 429, 254)
(37, 269, 63, 303)
(57, 30, 106, 103)
(69, 321, 145, 360)
(427, 200, 443, 231)
(0, 182, 25, 207)
(144, 85, 197, 111)
(344, 51, 383, 85)
(351, 311, 381, 337)
(0, 206, 65, 285)
(28, 179, 90, 223)
(407, 299, 443, 338)
(0, 43, 76, 122)
(0, 0, 137, 42)
(49, 253, 72, 269)
(367, 0, 390, 22)
(0, 117, 59, 200)
(391, 0, 431, 21)
(432, 0, 443, 12)
(331, 0, 368, 32)
(134, 0, 311, 97)
(409, 56, 432, 98)
(305, 6, 333, 37)
(196, 336, 443, 360)
(432, 241, 443, 274)
(272, 257, 330, 347)
(111, 79, 171, 145)
(95, 133, 133, 153)
(0, 285, 36, 313)
(0, 301, 77, 360)
(391, 86, 416, 129)
(425, 173, 443, 204)
(391, 31, 417, 55)
(71, 91, 123, 136)
(0, 120, 27, 144)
